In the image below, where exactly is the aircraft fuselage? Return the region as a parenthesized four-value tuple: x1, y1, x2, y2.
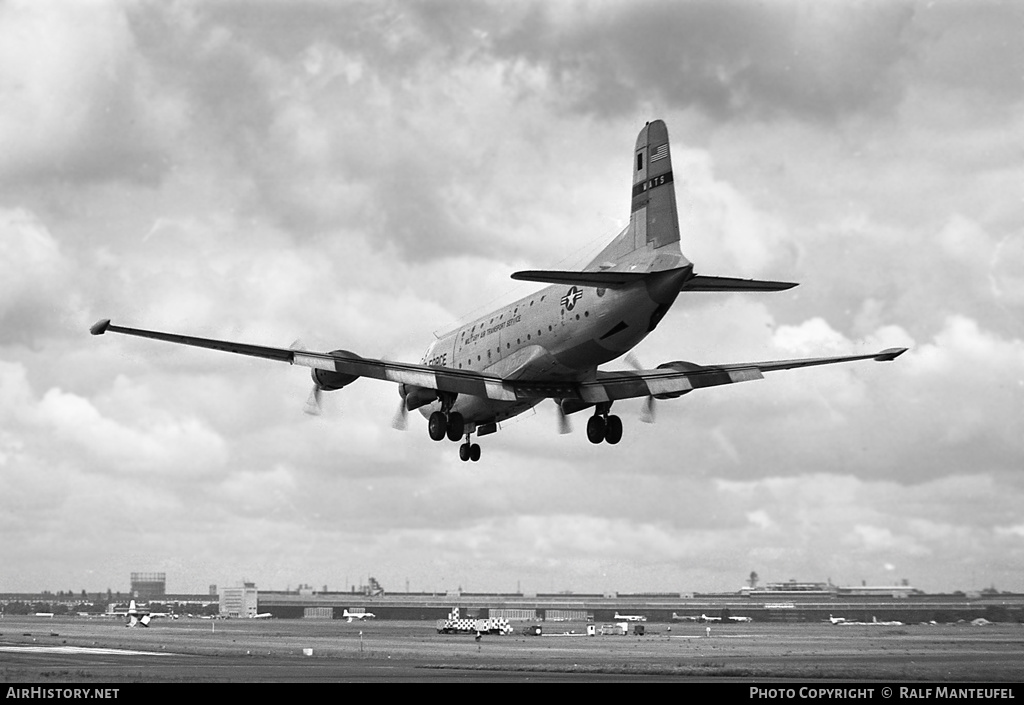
(417, 264, 689, 427)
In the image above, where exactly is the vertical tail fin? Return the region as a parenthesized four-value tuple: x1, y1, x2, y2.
(631, 120, 680, 251)
(586, 120, 685, 272)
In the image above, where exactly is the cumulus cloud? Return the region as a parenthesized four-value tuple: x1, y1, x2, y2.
(0, 2, 1020, 595)
(0, 1, 179, 185)
(0, 208, 72, 343)
(491, 1, 915, 122)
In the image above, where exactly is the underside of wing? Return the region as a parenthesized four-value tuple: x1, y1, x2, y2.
(544, 348, 909, 404)
(90, 319, 519, 401)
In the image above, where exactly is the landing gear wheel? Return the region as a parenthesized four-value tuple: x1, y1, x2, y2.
(459, 443, 470, 462)
(446, 412, 464, 442)
(428, 411, 447, 441)
(605, 415, 623, 445)
(469, 444, 481, 462)
(587, 415, 606, 444)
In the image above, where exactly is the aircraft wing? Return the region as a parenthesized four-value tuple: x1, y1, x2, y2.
(91, 319, 905, 405)
(563, 348, 908, 403)
(89, 319, 522, 401)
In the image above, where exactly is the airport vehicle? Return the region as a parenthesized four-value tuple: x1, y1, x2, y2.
(90, 120, 906, 461)
(342, 609, 375, 622)
(436, 608, 512, 635)
(614, 612, 647, 622)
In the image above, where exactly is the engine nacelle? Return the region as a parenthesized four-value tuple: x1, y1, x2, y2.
(311, 350, 362, 391)
(653, 361, 701, 399)
(399, 383, 438, 411)
(557, 398, 594, 416)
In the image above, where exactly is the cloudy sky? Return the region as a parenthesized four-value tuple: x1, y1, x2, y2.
(2, 0, 1022, 597)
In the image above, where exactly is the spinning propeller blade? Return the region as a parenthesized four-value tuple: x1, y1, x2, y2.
(392, 397, 408, 431)
(625, 352, 657, 424)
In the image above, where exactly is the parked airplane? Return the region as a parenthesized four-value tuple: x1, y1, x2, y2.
(614, 612, 647, 622)
(728, 616, 753, 623)
(90, 119, 906, 461)
(701, 614, 722, 623)
(828, 614, 847, 625)
(125, 600, 151, 628)
(342, 609, 375, 622)
(251, 613, 273, 619)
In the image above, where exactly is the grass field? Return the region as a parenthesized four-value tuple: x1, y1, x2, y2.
(2, 616, 1022, 681)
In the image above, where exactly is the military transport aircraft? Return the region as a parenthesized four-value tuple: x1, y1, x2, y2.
(91, 120, 906, 462)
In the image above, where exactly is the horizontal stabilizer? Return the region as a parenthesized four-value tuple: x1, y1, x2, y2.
(510, 269, 654, 288)
(682, 275, 797, 292)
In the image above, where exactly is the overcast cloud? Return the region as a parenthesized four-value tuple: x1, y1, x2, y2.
(1, 0, 1022, 596)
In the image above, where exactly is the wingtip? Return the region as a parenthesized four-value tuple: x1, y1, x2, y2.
(90, 319, 111, 336)
(874, 347, 908, 362)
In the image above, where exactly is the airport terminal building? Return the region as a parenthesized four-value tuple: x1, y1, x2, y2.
(4, 579, 1022, 624)
(250, 582, 1024, 624)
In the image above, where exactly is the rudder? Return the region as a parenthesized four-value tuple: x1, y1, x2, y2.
(585, 120, 684, 272)
(631, 120, 680, 252)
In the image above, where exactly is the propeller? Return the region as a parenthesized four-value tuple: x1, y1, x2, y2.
(640, 395, 657, 424)
(554, 399, 572, 435)
(293, 339, 324, 417)
(304, 383, 323, 416)
(392, 396, 409, 431)
(625, 352, 657, 424)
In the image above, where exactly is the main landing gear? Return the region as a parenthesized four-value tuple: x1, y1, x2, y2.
(586, 407, 623, 445)
(426, 395, 482, 461)
(428, 409, 464, 442)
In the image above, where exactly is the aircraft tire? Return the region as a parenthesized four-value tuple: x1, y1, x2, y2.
(459, 444, 470, 462)
(428, 411, 448, 441)
(446, 412, 464, 442)
(605, 415, 623, 444)
(586, 415, 606, 444)
(470, 444, 481, 462)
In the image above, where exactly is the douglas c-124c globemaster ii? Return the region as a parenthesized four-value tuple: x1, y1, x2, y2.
(91, 120, 906, 462)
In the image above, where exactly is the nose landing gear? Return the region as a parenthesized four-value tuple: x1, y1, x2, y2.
(459, 435, 482, 462)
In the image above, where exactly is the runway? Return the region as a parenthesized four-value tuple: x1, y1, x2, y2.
(1, 616, 1022, 682)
